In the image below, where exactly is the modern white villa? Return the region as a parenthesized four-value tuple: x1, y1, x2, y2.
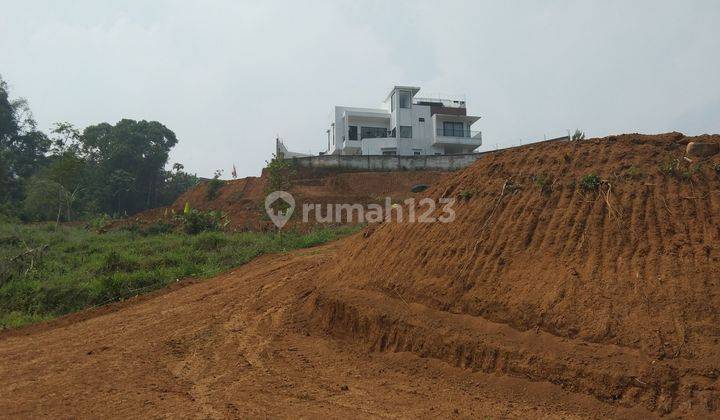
(325, 85, 481, 156)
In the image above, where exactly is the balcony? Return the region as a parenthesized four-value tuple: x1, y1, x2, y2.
(435, 128, 481, 138)
(433, 128, 482, 149)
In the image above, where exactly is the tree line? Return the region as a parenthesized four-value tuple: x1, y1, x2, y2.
(0, 75, 199, 222)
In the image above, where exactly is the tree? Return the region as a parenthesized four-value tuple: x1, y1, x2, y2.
(0, 75, 50, 204)
(81, 119, 178, 214)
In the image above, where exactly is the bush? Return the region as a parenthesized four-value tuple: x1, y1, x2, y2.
(580, 173, 601, 191)
(206, 170, 225, 201)
(179, 209, 224, 234)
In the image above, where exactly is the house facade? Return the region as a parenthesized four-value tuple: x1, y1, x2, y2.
(326, 86, 481, 156)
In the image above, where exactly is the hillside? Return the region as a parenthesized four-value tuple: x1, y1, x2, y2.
(1, 133, 719, 417)
(135, 168, 449, 231)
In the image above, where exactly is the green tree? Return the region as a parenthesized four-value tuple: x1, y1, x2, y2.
(81, 119, 178, 214)
(0, 75, 50, 205)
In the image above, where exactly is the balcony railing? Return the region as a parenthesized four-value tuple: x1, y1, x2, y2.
(436, 128, 481, 138)
(414, 96, 467, 108)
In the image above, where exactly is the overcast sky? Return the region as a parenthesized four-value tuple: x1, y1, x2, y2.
(1, 1, 719, 178)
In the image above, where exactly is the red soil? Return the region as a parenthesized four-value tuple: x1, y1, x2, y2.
(134, 168, 449, 231)
(2, 132, 719, 417)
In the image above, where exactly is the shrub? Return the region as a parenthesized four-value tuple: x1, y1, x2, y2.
(206, 170, 225, 201)
(179, 209, 224, 234)
(580, 173, 601, 191)
(88, 214, 112, 232)
(265, 154, 295, 192)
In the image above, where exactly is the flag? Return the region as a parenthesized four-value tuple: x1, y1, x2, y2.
(231, 164, 237, 179)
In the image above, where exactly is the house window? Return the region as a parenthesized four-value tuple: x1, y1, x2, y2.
(400, 126, 412, 138)
(381, 148, 397, 156)
(348, 125, 358, 140)
(390, 127, 397, 138)
(419, 117, 425, 122)
(399, 91, 412, 108)
(442, 121, 465, 137)
(413, 149, 422, 156)
(361, 126, 388, 139)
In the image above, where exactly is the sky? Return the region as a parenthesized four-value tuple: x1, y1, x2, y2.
(1, 0, 719, 178)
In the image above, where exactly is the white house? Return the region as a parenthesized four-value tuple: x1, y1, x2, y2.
(325, 86, 482, 156)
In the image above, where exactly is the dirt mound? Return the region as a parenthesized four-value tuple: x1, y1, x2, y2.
(3, 133, 719, 417)
(317, 132, 720, 414)
(134, 168, 448, 231)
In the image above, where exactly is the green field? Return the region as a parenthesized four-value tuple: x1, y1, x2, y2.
(0, 223, 358, 329)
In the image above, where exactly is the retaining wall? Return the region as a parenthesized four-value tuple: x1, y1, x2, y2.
(286, 153, 486, 172)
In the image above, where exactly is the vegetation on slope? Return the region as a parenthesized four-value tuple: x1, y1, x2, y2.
(0, 222, 359, 329)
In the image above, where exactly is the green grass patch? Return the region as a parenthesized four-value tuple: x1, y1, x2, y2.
(0, 222, 359, 329)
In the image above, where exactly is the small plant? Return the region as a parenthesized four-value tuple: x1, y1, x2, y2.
(580, 173, 601, 191)
(659, 158, 680, 176)
(458, 190, 473, 201)
(571, 129, 586, 141)
(88, 214, 111, 232)
(504, 180, 521, 194)
(625, 166, 642, 179)
(680, 163, 702, 181)
(533, 175, 552, 193)
(206, 169, 225, 201)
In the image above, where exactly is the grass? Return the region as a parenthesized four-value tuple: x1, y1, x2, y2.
(0, 222, 359, 329)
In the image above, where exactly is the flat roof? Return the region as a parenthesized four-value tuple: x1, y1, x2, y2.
(384, 85, 421, 102)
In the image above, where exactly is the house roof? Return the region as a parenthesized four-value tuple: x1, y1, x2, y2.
(384, 85, 421, 102)
(432, 113, 481, 125)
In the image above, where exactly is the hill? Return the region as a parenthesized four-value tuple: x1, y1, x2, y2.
(1, 132, 719, 417)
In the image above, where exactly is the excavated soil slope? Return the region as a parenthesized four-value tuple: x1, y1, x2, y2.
(2, 133, 719, 418)
(158, 168, 449, 231)
(320, 132, 720, 415)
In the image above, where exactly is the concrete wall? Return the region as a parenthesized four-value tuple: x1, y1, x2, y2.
(286, 153, 485, 172)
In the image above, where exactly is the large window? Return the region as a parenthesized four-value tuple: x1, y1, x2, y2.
(399, 90, 412, 108)
(361, 126, 388, 139)
(399, 126, 412, 138)
(348, 125, 358, 140)
(442, 121, 465, 137)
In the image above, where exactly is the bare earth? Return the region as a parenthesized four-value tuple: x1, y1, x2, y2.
(2, 133, 719, 418)
(0, 244, 653, 419)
